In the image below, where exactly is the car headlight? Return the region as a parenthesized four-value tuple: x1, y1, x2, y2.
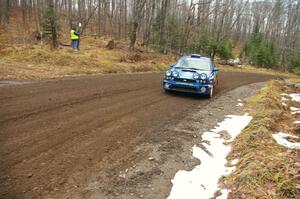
(193, 72, 199, 79)
(166, 70, 171, 76)
(173, 71, 179, 77)
(200, 73, 207, 80)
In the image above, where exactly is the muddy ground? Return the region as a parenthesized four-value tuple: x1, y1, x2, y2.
(0, 72, 273, 199)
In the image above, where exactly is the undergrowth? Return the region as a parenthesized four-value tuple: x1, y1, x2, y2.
(0, 38, 173, 79)
(0, 37, 298, 80)
(223, 81, 299, 199)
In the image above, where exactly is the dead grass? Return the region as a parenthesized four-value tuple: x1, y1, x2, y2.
(0, 37, 174, 80)
(0, 36, 299, 80)
(216, 64, 298, 79)
(222, 81, 300, 199)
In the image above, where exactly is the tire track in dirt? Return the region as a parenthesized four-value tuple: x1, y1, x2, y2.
(1, 87, 164, 170)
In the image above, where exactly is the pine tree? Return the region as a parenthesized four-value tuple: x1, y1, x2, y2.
(242, 22, 278, 68)
(216, 41, 233, 60)
(287, 55, 300, 74)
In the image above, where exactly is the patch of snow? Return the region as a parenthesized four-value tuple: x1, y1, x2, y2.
(290, 107, 300, 114)
(210, 114, 252, 142)
(167, 114, 252, 199)
(294, 121, 300, 124)
(216, 189, 231, 199)
(228, 58, 241, 65)
(237, 99, 242, 102)
(281, 97, 288, 101)
(289, 93, 300, 102)
(280, 93, 288, 96)
(224, 166, 236, 175)
(272, 132, 300, 150)
(231, 159, 239, 166)
(236, 103, 243, 107)
(290, 107, 300, 111)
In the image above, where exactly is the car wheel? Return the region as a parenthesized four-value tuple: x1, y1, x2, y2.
(208, 86, 214, 98)
(164, 88, 171, 94)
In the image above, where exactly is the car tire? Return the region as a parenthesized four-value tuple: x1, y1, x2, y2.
(164, 88, 171, 94)
(208, 86, 214, 98)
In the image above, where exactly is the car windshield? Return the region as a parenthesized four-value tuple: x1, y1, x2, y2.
(175, 58, 211, 71)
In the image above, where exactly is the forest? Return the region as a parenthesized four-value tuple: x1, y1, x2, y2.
(0, 0, 299, 73)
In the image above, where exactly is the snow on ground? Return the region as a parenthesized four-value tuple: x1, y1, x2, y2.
(167, 114, 252, 199)
(272, 132, 300, 150)
(236, 99, 244, 107)
(290, 107, 300, 114)
(280, 93, 300, 114)
(289, 93, 300, 102)
(231, 159, 239, 165)
(281, 93, 300, 102)
(216, 189, 231, 199)
(290, 107, 300, 111)
(275, 93, 300, 149)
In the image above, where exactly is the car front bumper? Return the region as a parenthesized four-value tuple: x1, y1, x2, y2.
(163, 79, 213, 94)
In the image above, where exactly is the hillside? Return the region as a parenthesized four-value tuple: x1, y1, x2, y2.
(1, 0, 299, 79)
(0, 37, 175, 80)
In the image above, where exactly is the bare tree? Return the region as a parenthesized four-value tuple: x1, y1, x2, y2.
(1, 0, 299, 69)
(0, 0, 10, 32)
(129, 0, 146, 50)
(158, 0, 170, 52)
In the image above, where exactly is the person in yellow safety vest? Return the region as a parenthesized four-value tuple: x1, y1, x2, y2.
(70, 24, 80, 50)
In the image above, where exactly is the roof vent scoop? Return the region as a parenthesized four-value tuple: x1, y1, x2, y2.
(190, 54, 201, 58)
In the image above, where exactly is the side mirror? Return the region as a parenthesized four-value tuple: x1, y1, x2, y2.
(170, 64, 175, 68)
(213, 67, 219, 72)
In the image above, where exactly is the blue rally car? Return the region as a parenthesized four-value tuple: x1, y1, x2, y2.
(163, 54, 219, 98)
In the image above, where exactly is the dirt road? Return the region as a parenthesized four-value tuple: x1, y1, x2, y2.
(0, 72, 274, 199)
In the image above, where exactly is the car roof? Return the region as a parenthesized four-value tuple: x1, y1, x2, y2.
(181, 55, 211, 62)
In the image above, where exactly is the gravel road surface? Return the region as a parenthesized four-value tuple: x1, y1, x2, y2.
(0, 72, 274, 199)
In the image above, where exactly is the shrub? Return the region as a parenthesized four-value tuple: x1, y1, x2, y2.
(216, 41, 234, 60)
(287, 55, 300, 74)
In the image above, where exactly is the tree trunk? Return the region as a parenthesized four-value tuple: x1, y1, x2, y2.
(21, 0, 27, 27)
(68, 0, 72, 25)
(124, 0, 127, 40)
(129, 0, 146, 50)
(130, 22, 138, 50)
(118, 0, 122, 40)
(97, 0, 101, 37)
(143, 0, 155, 48)
(179, 1, 195, 55)
(1, 0, 10, 31)
(158, 0, 169, 52)
(36, 0, 41, 33)
(47, 0, 58, 49)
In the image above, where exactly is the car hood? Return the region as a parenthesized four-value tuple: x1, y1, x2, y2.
(172, 68, 212, 79)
